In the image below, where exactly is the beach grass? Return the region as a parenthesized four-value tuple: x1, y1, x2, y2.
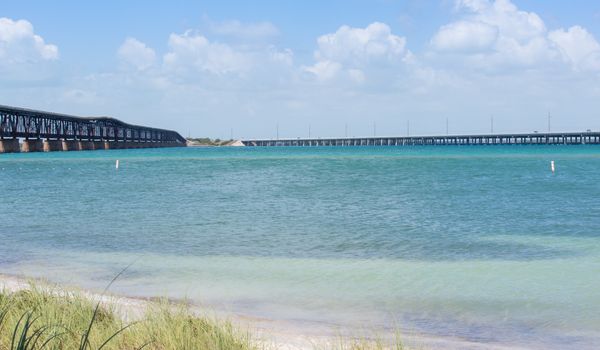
(0, 285, 256, 350)
(0, 284, 410, 350)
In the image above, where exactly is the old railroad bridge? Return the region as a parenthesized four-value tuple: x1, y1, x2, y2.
(2, 104, 599, 153)
(0, 105, 186, 153)
(243, 131, 600, 147)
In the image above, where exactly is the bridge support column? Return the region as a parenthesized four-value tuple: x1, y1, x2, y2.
(77, 141, 94, 150)
(61, 140, 79, 151)
(107, 141, 124, 149)
(21, 139, 44, 152)
(0, 139, 20, 153)
(43, 140, 62, 152)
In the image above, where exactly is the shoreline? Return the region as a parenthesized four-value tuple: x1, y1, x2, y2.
(0, 272, 530, 350)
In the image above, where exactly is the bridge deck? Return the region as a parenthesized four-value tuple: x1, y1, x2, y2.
(243, 132, 600, 147)
(0, 105, 186, 153)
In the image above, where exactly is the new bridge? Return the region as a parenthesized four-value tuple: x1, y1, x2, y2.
(243, 131, 600, 147)
(0, 105, 186, 153)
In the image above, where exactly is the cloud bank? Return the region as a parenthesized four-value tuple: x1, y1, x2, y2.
(1, 1, 599, 137)
(0, 17, 58, 63)
(429, 0, 600, 72)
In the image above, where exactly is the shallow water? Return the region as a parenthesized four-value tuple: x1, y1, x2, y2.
(1, 146, 600, 349)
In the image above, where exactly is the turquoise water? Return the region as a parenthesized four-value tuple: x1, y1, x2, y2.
(1, 146, 600, 349)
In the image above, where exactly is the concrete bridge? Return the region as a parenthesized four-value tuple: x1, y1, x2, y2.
(243, 131, 600, 147)
(0, 105, 186, 153)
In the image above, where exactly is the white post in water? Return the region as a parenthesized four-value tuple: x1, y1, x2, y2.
(116, 159, 120, 170)
(551, 160, 555, 173)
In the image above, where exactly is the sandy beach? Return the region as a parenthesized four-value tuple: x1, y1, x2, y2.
(0, 273, 531, 350)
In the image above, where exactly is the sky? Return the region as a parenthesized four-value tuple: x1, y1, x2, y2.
(1, 0, 600, 139)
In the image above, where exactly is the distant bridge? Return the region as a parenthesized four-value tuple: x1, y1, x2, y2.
(0, 105, 186, 153)
(243, 131, 600, 147)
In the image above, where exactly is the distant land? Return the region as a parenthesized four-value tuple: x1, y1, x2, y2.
(186, 138, 244, 147)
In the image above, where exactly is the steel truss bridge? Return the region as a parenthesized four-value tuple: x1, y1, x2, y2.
(0, 105, 186, 153)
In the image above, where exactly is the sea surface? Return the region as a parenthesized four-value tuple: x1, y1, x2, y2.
(1, 145, 600, 349)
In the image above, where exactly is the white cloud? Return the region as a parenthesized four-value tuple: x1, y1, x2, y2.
(549, 26, 600, 72)
(268, 46, 293, 67)
(155, 20, 286, 83)
(430, 0, 555, 69)
(431, 21, 498, 52)
(435, 0, 600, 74)
(208, 20, 279, 41)
(304, 60, 342, 81)
(4, 13, 596, 139)
(304, 22, 411, 82)
(460, 0, 546, 41)
(163, 31, 251, 75)
(315, 22, 408, 66)
(106, 30, 293, 88)
(117, 37, 156, 70)
(0, 17, 58, 63)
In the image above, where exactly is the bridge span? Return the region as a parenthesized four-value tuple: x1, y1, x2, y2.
(243, 131, 600, 147)
(0, 105, 186, 153)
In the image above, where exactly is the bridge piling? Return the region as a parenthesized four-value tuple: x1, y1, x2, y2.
(91, 141, 103, 150)
(77, 141, 94, 150)
(43, 140, 62, 152)
(0, 139, 20, 153)
(21, 139, 43, 152)
(61, 140, 79, 151)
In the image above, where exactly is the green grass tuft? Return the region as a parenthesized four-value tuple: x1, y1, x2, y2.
(0, 286, 256, 350)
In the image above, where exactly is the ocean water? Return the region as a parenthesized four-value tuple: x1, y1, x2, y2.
(1, 146, 600, 349)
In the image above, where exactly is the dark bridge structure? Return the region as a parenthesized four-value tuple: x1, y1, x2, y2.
(0, 105, 186, 153)
(243, 131, 600, 147)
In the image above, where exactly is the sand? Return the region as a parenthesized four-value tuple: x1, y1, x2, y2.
(0, 273, 529, 350)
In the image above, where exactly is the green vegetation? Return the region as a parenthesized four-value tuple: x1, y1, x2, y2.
(0, 285, 411, 350)
(0, 286, 255, 350)
(186, 138, 234, 146)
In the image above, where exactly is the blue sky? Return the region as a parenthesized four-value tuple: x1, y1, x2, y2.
(2, 0, 600, 139)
